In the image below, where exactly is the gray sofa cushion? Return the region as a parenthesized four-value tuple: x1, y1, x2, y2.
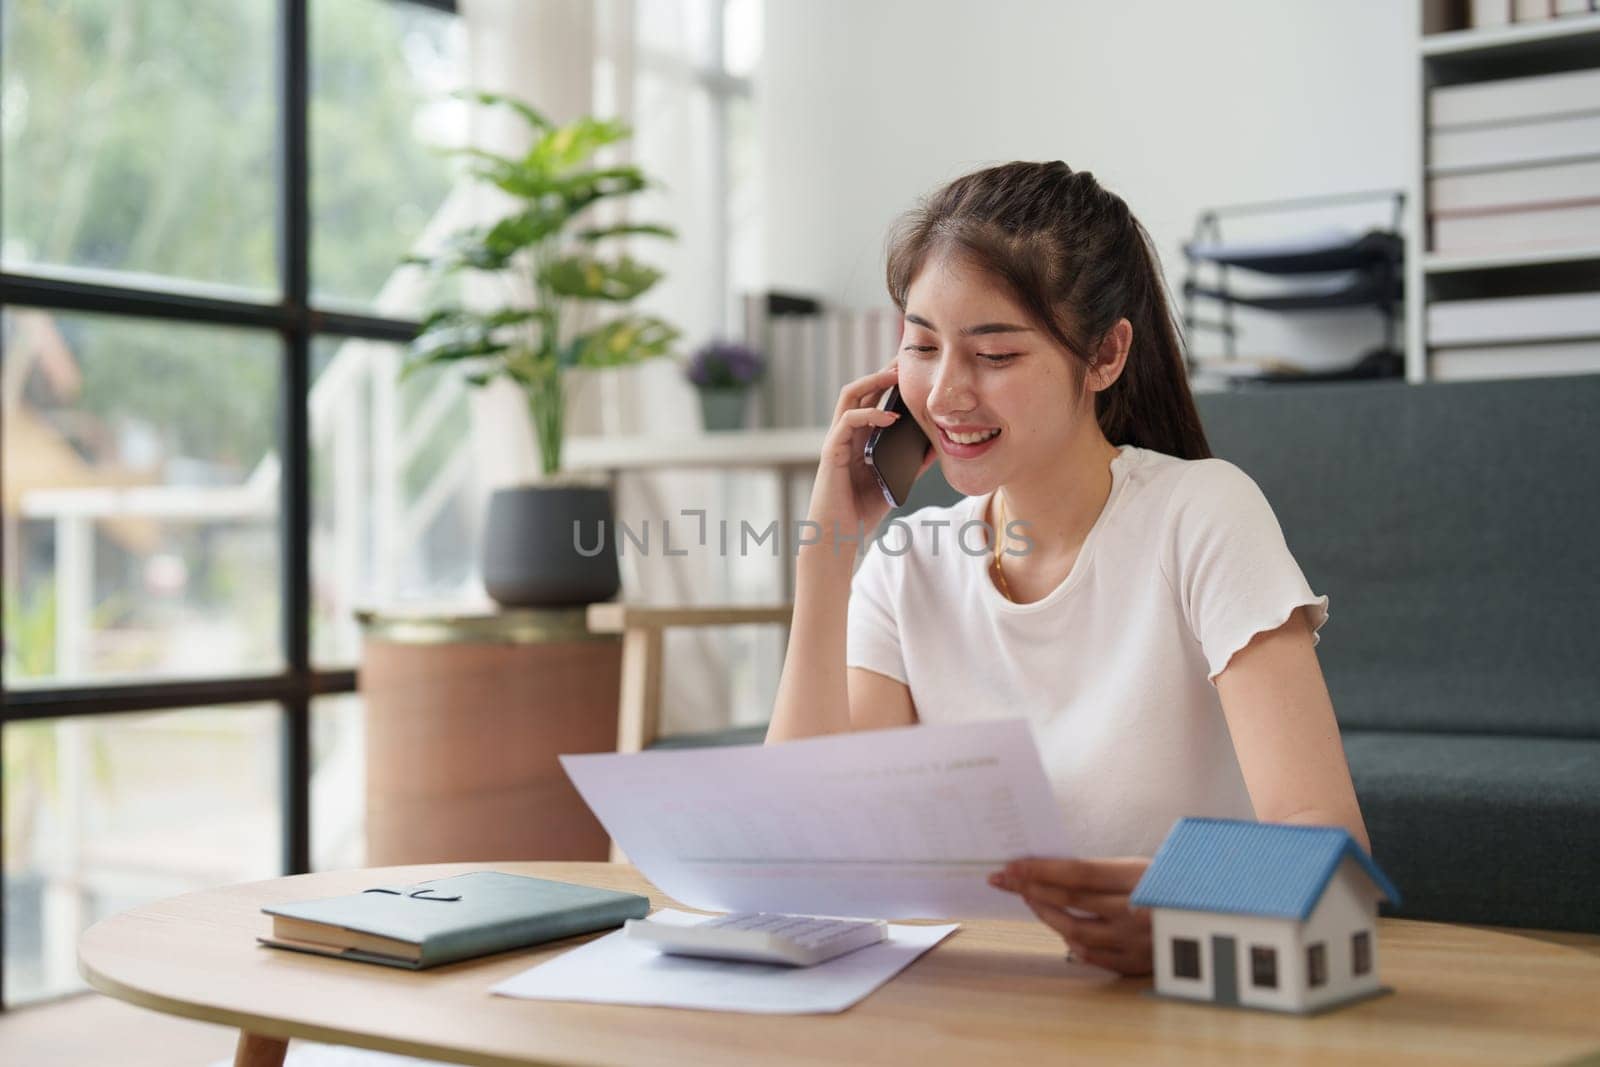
(650, 724, 769, 750)
(1344, 729, 1600, 932)
(1198, 377, 1600, 740)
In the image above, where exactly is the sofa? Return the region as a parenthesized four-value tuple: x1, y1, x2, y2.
(1193, 375, 1599, 934)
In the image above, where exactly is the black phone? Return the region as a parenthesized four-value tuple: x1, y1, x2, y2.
(863, 385, 932, 508)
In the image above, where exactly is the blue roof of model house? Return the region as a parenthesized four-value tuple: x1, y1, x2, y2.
(1129, 818, 1400, 920)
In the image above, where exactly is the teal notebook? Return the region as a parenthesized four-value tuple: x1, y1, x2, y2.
(259, 871, 649, 970)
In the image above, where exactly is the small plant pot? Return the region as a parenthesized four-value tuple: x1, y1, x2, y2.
(698, 387, 749, 432)
(481, 484, 621, 607)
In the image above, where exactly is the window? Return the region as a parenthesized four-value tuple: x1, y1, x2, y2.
(1352, 930, 1372, 976)
(1172, 937, 1202, 980)
(0, 0, 463, 1009)
(309, 338, 477, 669)
(3, 707, 282, 1001)
(630, 0, 762, 342)
(1250, 945, 1278, 989)
(2, 310, 284, 688)
(1308, 942, 1328, 987)
(310, 0, 466, 313)
(1, 2, 279, 296)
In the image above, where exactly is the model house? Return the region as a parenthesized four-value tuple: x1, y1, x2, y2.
(1130, 818, 1401, 1015)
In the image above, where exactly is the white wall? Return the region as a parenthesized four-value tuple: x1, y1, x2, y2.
(758, 0, 1417, 371)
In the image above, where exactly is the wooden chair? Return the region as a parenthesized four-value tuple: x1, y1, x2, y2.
(585, 603, 794, 862)
(585, 602, 794, 754)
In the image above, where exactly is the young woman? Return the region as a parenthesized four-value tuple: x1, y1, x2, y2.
(764, 161, 1368, 976)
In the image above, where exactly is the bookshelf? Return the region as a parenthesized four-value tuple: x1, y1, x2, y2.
(1423, 244, 1600, 273)
(1421, 10, 1600, 56)
(1411, 7, 1600, 383)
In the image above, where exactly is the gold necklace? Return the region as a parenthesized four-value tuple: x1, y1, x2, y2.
(991, 490, 1014, 602)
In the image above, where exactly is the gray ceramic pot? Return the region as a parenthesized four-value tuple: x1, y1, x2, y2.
(481, 485, 621, 607)
(698, 387, 749, 432)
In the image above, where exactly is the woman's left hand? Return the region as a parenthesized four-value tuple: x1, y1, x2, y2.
(989, 858, 1153, 975)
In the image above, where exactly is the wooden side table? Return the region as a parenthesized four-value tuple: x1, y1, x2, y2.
(357, 607, 621, 864)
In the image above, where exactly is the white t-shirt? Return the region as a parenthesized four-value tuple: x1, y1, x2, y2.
(846, 443, 1329, 859)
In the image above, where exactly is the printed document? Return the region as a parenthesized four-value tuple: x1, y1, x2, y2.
(491, 909, 958, 1014)
(560, 719, 1070, 921)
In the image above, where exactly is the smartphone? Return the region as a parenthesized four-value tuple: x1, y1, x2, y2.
(863, 385, 932, 508)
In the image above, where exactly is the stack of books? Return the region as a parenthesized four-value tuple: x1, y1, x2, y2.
(744, 293, 905, 429)
(1428, 67, 1600, 256)
(1467, 0, 1594, 27)
(1428, 292, 1600, 380)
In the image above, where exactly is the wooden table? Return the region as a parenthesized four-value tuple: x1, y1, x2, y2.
(78, 862, 1600, 1067)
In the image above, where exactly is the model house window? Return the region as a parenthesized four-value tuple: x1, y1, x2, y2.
(1308, 942, 1328, 987)
(1250, 946, 1278, 989)
(1172, 938, 1201, 979)
(1352, 930, 1372, 975)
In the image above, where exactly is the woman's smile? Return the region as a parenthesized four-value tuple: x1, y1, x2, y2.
(935, 422, 1003, 457)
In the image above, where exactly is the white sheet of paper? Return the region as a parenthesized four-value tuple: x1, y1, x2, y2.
(491, 909, 959, 1014)
(560, 719, 1071, 920)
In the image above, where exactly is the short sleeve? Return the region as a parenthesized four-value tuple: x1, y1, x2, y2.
(1164, 459, 1330, 683)
(846, 541, 909, 685)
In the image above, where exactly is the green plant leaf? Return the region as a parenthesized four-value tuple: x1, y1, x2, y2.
(453, 89, 553, 132)
(551, 167, 651, 213)
(483, 207, 568, 255)
(468, 163, 554, 200)
(478, 165, 648, 209)
(407, 226, 525, 273)
(528, 117, 632, 175)
(402, 332, 510, 380)
(540, 254, 663, 302)
(567, 315, 680, 368)
(419, 306, 543, 334)
(575, 222, 677, 243)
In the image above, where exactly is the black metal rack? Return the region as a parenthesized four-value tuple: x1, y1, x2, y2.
(1182, 189, 1406, 383)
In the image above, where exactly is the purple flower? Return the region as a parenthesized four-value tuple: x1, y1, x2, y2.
(686, 340, 766, 389)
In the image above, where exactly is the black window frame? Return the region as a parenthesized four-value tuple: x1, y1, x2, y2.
(1250, 945, 1278, 989)
(0, 0, 458, 1011)
(1352, 930, 1372, 976)
(1171, 936, 1202, 980)
(1307, 941, 1328, 987)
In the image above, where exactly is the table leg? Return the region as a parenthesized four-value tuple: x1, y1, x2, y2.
(234, 1030, 289, 1067)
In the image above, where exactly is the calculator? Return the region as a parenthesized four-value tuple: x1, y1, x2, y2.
(624, 912, 888, 967)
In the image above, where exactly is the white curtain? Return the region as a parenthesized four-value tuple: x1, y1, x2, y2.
(459, 0, 775, 736)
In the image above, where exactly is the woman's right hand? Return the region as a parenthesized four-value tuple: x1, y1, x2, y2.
(805, 363, 934, 557)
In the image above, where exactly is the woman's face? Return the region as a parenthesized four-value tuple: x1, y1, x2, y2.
(897, 251, 1089, 498)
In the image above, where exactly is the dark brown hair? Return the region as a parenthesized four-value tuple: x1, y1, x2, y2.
(885, 161, 1211, 460)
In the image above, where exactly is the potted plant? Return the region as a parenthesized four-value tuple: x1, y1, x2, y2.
(404, 92, 679, 607)
(685, 340, 765, 432)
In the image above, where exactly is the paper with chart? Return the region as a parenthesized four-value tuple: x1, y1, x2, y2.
(559, 719, 1071, 920)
